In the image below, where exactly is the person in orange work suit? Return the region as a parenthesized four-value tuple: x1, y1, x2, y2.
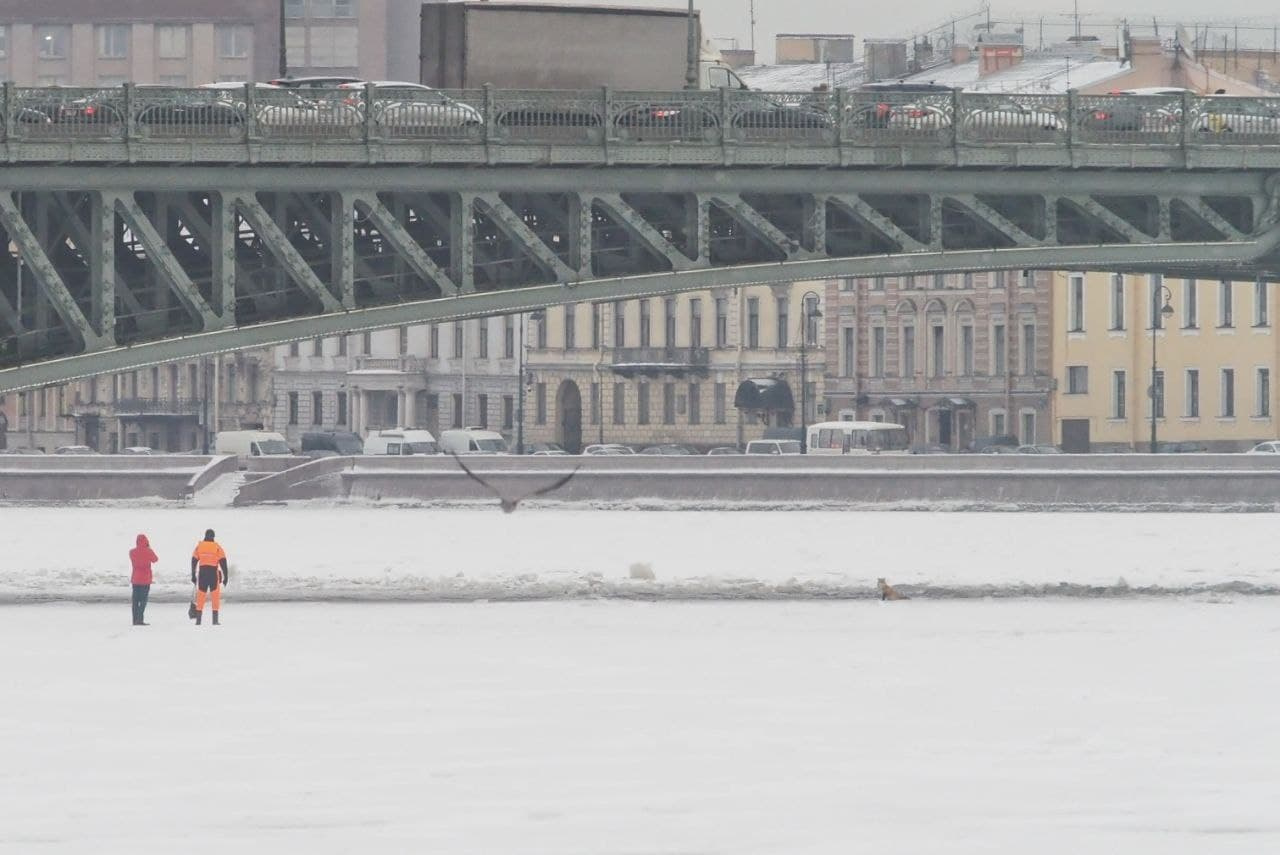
(191, 529, 229, 626)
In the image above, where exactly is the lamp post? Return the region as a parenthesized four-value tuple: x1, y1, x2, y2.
(279, 0, 289, 78)
(1149, 284, 1175, 453)
(515, 309, 544, 455)
(798, 290, 823, 453)
(685, 0, 698, 90)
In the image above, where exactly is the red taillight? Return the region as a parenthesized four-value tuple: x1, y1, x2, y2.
(652, 109, 679, 119)
(1093, 110, 1109, 120)
(84, 106, 96, 117)
(875, 102, 891, 117)
(907, 108, 927, 119)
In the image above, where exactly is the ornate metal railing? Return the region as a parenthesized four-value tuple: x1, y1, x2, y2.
(5, 84, 1280, 152)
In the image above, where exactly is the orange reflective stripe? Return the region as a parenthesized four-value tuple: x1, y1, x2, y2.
(192, 540, 226, 566)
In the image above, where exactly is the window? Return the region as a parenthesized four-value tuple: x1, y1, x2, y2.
(535, 383, 547, 425)
(962, 272, 974, 290)
(398, 326, 408, 354)
(637, 383, 650, 425)
(613, 302, 626, 347)
(662, 383, 675, 424)
(1021, 323, 1036, 376)
(872, 326, 885, 377)
(841, 327, 855, 377)
(1185, 369, 1199, 418)
(216, 25, 251, 59)
(97, 24, 129, 59)
(150, 366, 160, 401)
(870, 276, 885, 291)
(715, 297, 729, 348)
(589, 384, 600, 425)
(503, 395, 514, 429)
(477, 394, 489, 429)
(154, 25, 188, 59)
(1182, 279, 1198, 329)
(188, 365, 198, 398)
(664, 297, 677, 346)
(639, 300, 652, 348)
(312, 391, 323, 424)
(1257, 368, 1271, 417)
(535, 314, 546, 349)
(932, 273, 946, 290)
(1149, 275, 1166, 329)
(1218, 280, 1234, 327)
(1066, 366, 1088, 394)
(288, 340, 300, 358)
(337, 335, 347, 357)
(688, 383, 701, 424)
(901, 325, 915, 377)
(1255, 278, 1269, 327)
(504, 315, 515, 359)
(1221, 369, 1235, 417)
(689, 299, 702, 349)
(1068, 275, 1085, 332)
(361, 331, 371, 355)
(564, 304, 576, 350)
(337, 392, 348, 424)
(992, 323, 1006, 375)
(248, 363, 260, 402)
(930, 324, 945, 377)
(1020, 411, 1036, 445)
(288, 392, 299, 425)
(452, 393, 463, 428)
(1110, 274, 1125, 330)
(0, 25, 8, 59)
(960, 324, 974, 376)
(990, 270, 1006, 289)
(1152, 371, 1165, 419)
(37, 26, 69, 59)
(1021, 269, 1037, 288)
(1112, 371, 1127, 420)
(776, 296, 789, 348)
(453, 322, 464, 358)
(285, 0, 305, 14)
(747, 298, 760, 349)
(591, 304, 601, 350)
(804, 294, 820, 346)
(613, 383, 626, 424)
(991, 410, 1006, 435)
(714, 383, 727, 424)
(478, 320, 489, 358)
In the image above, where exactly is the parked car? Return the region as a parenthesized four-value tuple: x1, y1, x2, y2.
(1246, 440, 1280, 454)
(336, 81, 481, 134)
(909, 444, 950, 454)
(525, 442, 567, 455)
(1192, 96, 1280, 135)
(0, 446, 45, 454)
(268, 76, 364, 89)
(54, 445, 98, 455)
(639, 444, 697, 455)
(745, 439, 802, 455)
(302, 431, 365, 457)
(1154, 440, 1208, 453)
(583, 443, 635, 455)
(706, 446, 742, 455)
(1016, 444, 1064, 454)
(120, 446, 153, 455)
(850, 82, 954, 131)
(964, 97, 1064, 133)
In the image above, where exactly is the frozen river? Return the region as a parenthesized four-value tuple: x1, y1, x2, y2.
(2, 507, 1279, 602)
(2, 599, 1277, 854)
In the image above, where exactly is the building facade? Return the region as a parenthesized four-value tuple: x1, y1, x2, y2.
(1052, 272, 1278, 452)
(521, 283, 826, 453)
(0, 0, 278, 86)
(271, 320, 518, 446)
(0, 351, 273, 452)
(822, 271, 1054, 451)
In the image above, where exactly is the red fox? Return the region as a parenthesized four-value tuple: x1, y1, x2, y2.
(878, 578, 908, 601)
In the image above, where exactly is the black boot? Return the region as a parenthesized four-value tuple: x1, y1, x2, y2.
(212, 610, 220, 626)
(195, 611, 202, 625)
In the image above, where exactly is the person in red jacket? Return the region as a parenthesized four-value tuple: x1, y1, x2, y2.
(129, 534, 158, 626)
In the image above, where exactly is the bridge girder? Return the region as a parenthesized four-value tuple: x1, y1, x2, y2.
(2, 165, 1280, 392)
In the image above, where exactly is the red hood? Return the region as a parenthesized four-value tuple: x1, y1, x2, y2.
(136, 534, 150, 548)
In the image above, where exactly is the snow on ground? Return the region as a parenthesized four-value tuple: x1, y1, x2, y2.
(1, 600, 1277, 854)
(0, 507, 1278, 603)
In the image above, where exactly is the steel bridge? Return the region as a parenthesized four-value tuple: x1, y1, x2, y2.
(5, 85, 1280, 391)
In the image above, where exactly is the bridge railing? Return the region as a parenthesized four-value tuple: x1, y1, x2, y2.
(3, 84, 1278, 151)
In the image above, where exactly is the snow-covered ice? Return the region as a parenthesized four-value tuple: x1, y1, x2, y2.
(1, 600, 1278, 854)
(1, 507, 1278, 602)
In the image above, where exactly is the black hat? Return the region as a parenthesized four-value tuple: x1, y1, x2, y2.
(205, 529, 215, 539)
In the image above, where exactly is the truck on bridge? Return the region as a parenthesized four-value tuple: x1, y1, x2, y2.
(418, 1, 749, 91)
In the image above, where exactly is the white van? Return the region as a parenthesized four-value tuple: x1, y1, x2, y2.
(745, 439, 802, 455)
(439, 428, 509, 455)
(214, 430, 292, 458)
(363, 429, 440, 456)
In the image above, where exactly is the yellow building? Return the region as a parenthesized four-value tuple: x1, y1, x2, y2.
(1052, 272, 1278, 452)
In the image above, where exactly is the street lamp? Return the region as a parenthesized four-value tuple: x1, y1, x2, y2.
(515, 309, 545, 455)
(1149, 284, 1175, 453)
(798, 290, 823, 453)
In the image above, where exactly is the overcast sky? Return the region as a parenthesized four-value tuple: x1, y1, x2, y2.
(559, 1, 1280, 62)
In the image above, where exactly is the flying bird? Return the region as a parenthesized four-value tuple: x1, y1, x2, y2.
(451, 452, 580, 513)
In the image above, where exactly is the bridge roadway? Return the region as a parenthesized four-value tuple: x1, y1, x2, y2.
(5, 86, 1280, 391)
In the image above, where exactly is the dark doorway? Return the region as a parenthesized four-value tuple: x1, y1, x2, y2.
(937, 409, 953, 448)
(1061, 418, 1091, 453)
(555, 380, 583, 453)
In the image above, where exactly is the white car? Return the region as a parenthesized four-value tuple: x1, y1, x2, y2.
(583, 444, 635, 455)
(55, 445, 98, 455)
(337, 81, 481, 135)
(1246, 441, 1280, 454)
